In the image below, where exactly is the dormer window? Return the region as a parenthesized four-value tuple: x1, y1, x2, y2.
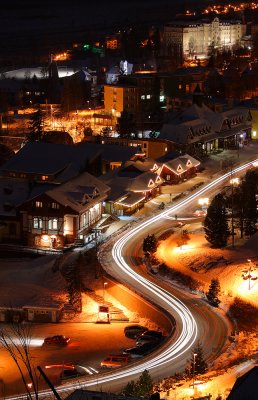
(36, 201, 43, 208)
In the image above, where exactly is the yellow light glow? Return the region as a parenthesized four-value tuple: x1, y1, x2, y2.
(42, 235, 49, 242)
(230, 177, 239, 185)
(174, 244, 195, 253)
(198, 197, 209, 206)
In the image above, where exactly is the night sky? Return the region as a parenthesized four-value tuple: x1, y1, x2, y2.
(0, 0, 212, 60)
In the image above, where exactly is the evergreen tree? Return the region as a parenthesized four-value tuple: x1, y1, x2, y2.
(143, 234, 157, 256)
(28, 105, 44, 142)
(188, 342, 208, 377)
(242, 170, 258, 237)
(121, 370, 153, 397)
(203, 193, 230, 248)
(137, 369, 153, 397)
(116, 111, 136, 138)
(206, 278, 221, 307)
(122, 380, 137, 396)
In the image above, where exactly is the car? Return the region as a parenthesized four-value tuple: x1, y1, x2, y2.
(136, 334, 163, 346)
(137, 330, 163, 339)
(123, 342, 158, 358)
(124, 325, 147, 339)
(43, 335, 70, 345)
(100, 354, 130, 368)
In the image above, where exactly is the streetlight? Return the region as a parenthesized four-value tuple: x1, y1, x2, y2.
(103, 282, 108, 303)
(229, 176, 239, 248)
(193, 352, 197, 392)
(244, 259, 258, 290)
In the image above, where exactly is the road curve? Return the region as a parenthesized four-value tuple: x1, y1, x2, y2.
(6, 159, 257, 400)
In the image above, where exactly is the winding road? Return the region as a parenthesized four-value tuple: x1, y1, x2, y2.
(6, 159, 258, 399)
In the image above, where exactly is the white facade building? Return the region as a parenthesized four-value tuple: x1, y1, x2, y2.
(163, 17, 246, 59)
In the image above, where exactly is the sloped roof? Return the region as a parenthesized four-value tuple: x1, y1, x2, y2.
(227, 366, 258, 399)
(115, 192, 146, 207)
(46, 172, 110, 213)
(128, 171, 164, 192)
(0, 142, 101, 178)
(0, 178, 30, 217)
(122, 158, 160, 173)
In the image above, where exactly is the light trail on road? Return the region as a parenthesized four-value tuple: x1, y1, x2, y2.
(5, 159, 257, 400)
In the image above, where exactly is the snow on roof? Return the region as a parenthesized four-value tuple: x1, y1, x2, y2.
(1, 142, 101, 178)
(46, 172, 110, 213)
(115, 192, 146, 207)
(0, 178, 30, 216)
(122, 158, 160, 172)
(128, 171, 164, 192)
(2, 66, 83, 80)
(0, 256, 66, 308)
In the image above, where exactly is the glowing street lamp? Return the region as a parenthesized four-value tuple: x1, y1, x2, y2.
(193, 352, 197, 392)
(198, 197, 209, 208)
(103, 282, 108, 303)
(230, 176, 239, 248)
(243, 259, 258, 290)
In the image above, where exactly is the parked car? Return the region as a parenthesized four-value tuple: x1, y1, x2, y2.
(101, 354, 130, 368)
(124, 325, 147, 339)
(123, 342, 158, 358)
(136, 334, 163, 346)
(43, 335, 70, 345)
(137, 330, 163, 339)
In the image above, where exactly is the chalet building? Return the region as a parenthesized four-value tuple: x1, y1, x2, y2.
(18, 172, 109, 248)
(100, 158, 164, 215)
(160, 86, 252, 158)
(0, 142, 121, 247)
(158, 154, 200, 184)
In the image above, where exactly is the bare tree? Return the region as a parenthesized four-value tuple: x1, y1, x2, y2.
(0, 323, 40, 399)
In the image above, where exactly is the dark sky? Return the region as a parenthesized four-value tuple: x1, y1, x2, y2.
(0, 1, 221, 61)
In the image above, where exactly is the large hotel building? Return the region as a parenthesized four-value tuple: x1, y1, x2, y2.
(163, 17, 246, 60)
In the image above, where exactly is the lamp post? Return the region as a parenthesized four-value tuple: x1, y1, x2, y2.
(229, 176, 239, 249)
(193, 352, 197, 393)
(103, 282, 108, 303)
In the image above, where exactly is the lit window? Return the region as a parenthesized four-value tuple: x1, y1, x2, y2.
(42, 176, 48, 181)
(51, 202, 59, 209)
(33, 217, 43, 229)
(179, 84, 182, 90)
(36, 201, 43, 208)
(160, 95, 164, 102)
(141, 95, 145, 100)
(146, 94, 151, 99)
(48, 218, 58, 230)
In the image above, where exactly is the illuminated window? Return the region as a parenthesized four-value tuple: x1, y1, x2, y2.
(42, 175, 49, 181)
(33, 217, 43, 229)
(36, 201, 43, 208)
(146, 94, 151, 99)
(179, 84, 182, 90)
(141, 95, 145, 100)
(51, 202, 59, 209)
(48, 218, 58, 230)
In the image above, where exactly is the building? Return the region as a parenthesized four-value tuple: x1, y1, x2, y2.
(163, 17, 246, 61)
(66, 390, 148, 400)
(227, 366, 258, 399)
(158, 153, 200, 184)
(159, 86, 252, 157)
(104, 72, 161, 130)
(100, 158, 164, 215)
(18, 171, 110, 248)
